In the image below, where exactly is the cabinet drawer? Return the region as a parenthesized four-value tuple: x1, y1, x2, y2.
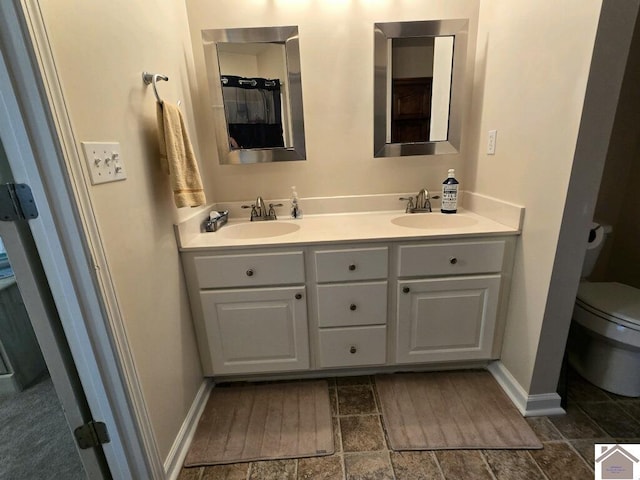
(314, 247, 388, 283)
(317, 282, 387, 327)
(398, 240, 505, 277)
(194, 251, 304, 288)
(318, 326, 386, 368)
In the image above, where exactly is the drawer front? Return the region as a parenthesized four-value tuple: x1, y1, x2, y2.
(317, 282, 387, 327)
(314, 247, 388, 283)
(318, 326, 386, 368)
(194, 251, 304, 288)
(398, 240, 505, 277)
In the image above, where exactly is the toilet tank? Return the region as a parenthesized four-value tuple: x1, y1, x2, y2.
(582, 222, 612, 278)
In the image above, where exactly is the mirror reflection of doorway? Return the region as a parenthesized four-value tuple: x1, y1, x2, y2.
(391, 77, 433, 143)
(0, 143, 86, 478)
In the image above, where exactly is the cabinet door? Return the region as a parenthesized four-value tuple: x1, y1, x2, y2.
(200, 286, 309, 375)
(396, 275, 500, 364)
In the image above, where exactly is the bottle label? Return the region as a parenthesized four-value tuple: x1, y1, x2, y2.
(442, 185, 458, 210)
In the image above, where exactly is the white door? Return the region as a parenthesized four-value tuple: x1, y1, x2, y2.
(0, 145, 108, 478)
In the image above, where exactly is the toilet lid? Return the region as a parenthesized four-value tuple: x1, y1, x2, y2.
(577, 282, 640, 327)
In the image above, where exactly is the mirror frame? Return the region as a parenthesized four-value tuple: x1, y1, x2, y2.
(373, 19, 469, 158)
(202, 25, 306, 164)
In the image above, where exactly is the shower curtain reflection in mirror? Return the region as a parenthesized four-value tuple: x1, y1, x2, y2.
(221, 75, 284, 149)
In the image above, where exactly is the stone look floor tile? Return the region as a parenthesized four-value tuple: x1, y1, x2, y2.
(436, 450, 493, 480)
(525, 417, 563, 442)
(333, 416, 342, 453)
(569, 439, 611, 469)
(248, 459, 297, 480)
(566, 375, 613, 402)
(201, 462, 249, 480)
(482, 450, 545, 480)
(579, 401, 640, 438)
(340, 415, 386, 452)
(178, 467, 202, 480)
(337, 385, 377, 415)
(390, 451, 443, 479)
(336, 376, 371, 387)
(183, 368, 640, 480)
(529, 441, 593, 480)
(549, 405, 608, 439)
(344, 452, 394, 480)
(618, 400, 640, 418)
(329, 387, 338, 417)
(297, 455, 343, 480)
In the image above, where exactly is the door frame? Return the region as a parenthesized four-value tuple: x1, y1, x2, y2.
(0, 2, 163, 478)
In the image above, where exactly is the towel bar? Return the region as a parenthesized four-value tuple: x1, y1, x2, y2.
(142, 72, 168, 103)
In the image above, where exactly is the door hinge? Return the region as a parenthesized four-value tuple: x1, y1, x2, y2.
(0, 183, 38, 221)
(74, 421, 110, 449)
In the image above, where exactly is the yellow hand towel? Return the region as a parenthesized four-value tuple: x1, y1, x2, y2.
(156, 101, 206, 208)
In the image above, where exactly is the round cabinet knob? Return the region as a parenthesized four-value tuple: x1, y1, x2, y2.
(402, 286, 410, 294)
(349, 346, 357, 354)
(246, 269, 254, 276)
(349, 304, 357, 311)
(295, 293, 303, 300)
(348, 264, 356, 271)
(449, 257, 458, 265)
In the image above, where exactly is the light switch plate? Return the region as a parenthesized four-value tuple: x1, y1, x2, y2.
(487, 130, 497, 155)
(81, 142, 127, 185)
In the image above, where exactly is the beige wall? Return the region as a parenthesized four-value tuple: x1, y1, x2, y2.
(186, 0, 480, 203)
(468, 1, 602, 390)
(37, 0, 205, 461)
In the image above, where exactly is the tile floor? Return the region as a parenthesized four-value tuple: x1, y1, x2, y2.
(178, 369, 640, 479)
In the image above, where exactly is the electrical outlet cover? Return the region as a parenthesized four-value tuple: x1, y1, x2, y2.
(81, 142, 127, 185)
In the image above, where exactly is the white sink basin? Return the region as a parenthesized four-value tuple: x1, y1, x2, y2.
(219, 221, 301, 239)
(391, 213, 478, 230)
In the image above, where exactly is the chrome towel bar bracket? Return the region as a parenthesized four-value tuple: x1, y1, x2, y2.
(142, 71, 169, 103)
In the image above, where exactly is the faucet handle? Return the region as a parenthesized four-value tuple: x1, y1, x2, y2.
(399, 196, 415, 213)
(241, 204, 259, 220)
(268, 203, 283, 219)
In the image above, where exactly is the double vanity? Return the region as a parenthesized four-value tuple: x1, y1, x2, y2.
(177, 198, 521, 380)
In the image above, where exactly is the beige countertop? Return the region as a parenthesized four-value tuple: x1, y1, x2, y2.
(177, 208, 520, 251)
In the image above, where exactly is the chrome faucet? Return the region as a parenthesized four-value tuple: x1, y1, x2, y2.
(399, 188, 432, 213)
(242, 196, 283, 221)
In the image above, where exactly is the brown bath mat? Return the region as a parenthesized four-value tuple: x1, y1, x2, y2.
(184, 380, 334, 466)
(375, 370, 542, 451)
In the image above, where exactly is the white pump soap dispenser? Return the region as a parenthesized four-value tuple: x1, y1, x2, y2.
(290, 186, 303, 219)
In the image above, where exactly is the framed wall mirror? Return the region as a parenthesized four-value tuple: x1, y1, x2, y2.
(202, 25, 306, 164)
(374, 19, 469, 158)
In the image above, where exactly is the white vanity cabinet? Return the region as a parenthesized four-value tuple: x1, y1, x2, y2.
(312, 247, 388, 368)
(180, 233, 516, 378)
(395, 240, 508, 364)
(182, 249, 309, 375)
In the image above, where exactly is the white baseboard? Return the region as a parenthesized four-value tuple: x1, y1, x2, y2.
(488, 361, 565, 417)
(164, 380, 212, 480)
(0, 373, 18, 394)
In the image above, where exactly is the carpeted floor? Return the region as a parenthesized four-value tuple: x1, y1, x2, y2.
(0, 375, 86, 480)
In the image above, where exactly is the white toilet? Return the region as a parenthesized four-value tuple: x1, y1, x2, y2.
(568, 222, 640, 397)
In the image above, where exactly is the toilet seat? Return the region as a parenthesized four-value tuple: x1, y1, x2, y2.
(576, 282, 640, 331)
